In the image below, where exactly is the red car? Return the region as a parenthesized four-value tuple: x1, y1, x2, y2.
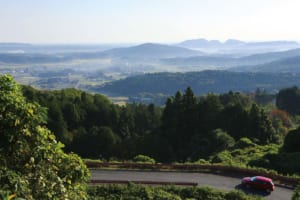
(241, 176, 275, 192)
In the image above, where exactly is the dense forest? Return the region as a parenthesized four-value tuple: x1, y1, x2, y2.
(96, 70, 300, 97)
(21, 84, 300, 174)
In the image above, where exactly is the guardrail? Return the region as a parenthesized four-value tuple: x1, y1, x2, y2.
(86, 162, 300, 188)
(90, 179, 197, 186)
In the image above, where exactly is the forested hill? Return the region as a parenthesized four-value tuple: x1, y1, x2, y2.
(96, 70, 300, 96)
(102, 43, 203, 58)
(231, 55, 300, 73)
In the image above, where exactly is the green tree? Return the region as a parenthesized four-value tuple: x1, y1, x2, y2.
(283, 127, 300, 152)
(161, 89, 199, 161)
(211, 129, 235, 152)
(92, 126, 120, 159)
(62, 102, 82, 130)
(219, 91, 251, 108)
(181, 87, 198, 136)
(276, 86, 300, 115)
(254, 88, 275, 105)
(0, 75, 89, 199)
(47, 101, 70, 144)
(248, 104, 276, 144)
(219, 103, 249, 139)
(198, 93, 223, 132)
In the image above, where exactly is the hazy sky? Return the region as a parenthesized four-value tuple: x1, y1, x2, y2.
(0, 0, 300, 44)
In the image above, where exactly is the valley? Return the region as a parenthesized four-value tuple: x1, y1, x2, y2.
(1, 40, 300, 105)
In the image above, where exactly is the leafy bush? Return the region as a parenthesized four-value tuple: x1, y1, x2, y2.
(0, 75, 89, 199)
(225, 190, 261, 200)
(283, 127, 300, 152)
(210, 142, 280, 171)
(152, 188, 181, 200)
(234, 137, 256, 149)
(0, 191, 26, 200)
(211, 129, 235, 151)
(250, 152, 300, 175)
(132, 155, 156, 164)
(194, 159, 210, 164)
(87, 184, 262, 200)
(292, 185, 300, 200)
(211, 151, 236, 165)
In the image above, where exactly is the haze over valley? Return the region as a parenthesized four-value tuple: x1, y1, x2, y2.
(2, 0, 300, 104)
(1, 39, 300, 104)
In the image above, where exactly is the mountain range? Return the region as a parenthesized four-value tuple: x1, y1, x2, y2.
(2, 39, 300, 103)
(0, 43, 203, 64)
(162, 48, 300, 71)
(177, 38, 300, 55)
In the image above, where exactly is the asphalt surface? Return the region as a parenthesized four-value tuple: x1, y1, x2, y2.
(90, 169, 293, 200)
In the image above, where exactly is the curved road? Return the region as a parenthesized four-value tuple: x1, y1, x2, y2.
(91, 169, 293, 200)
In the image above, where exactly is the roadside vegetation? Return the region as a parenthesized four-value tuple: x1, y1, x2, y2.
(87, 184, 263, 200)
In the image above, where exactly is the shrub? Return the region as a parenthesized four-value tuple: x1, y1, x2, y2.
(234, 138, 256, 149)
(132, 155, 156, 164)
(292, 185, 300, 200)
(194, 159, 210, 164)
(211, 151, 235, 165)
(152, 188, 181, 200)
(283, 127, 300, 152)
(0, 75, 89, 199)
(225, 190, 262, 200)
(88, 184, 262, 200)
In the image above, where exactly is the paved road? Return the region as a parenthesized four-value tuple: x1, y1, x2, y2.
(91, 169, 293, 200)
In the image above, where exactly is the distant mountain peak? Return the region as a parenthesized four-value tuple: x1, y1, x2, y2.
(178, 38, 240, 49)
(178, 38, 220, 47)
(136, 42, 160, 47)
(103, 42, 203, 58)
(177, 38, 300, 54)
(224, 39, 245, 45)
(134, 43, 178, 49)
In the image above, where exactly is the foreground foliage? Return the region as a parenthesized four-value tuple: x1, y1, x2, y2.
(87, 184, 262, 200)
(211, 136, 300, 176)
(210, 138, 280, 167)
(292, 185, 300, 200)
(0, 75, 89, 199)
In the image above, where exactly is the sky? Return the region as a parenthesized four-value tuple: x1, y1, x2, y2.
(0, 0, 300, 44)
